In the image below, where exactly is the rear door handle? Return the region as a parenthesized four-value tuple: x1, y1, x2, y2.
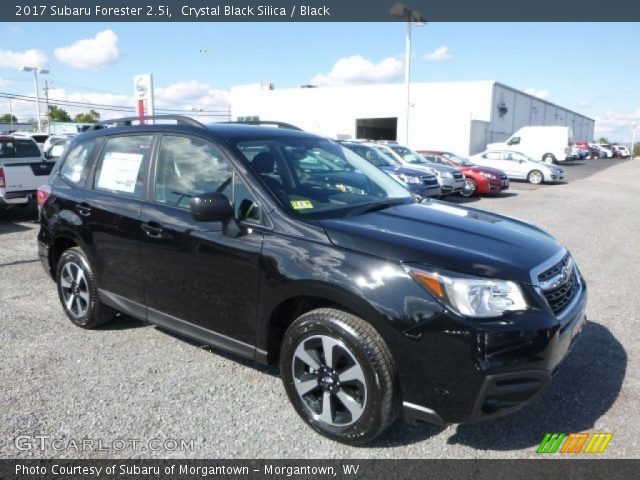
(141, 222, 163, 238)
(75, 203, 91, 217)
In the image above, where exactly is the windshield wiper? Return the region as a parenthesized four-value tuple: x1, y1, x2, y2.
(345, 199, 408, 218)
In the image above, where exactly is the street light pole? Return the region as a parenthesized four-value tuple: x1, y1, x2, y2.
(390, 3, 425, 147)
(20, 66, 49, 132)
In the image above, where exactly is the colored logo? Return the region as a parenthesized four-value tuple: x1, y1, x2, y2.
(537, 432, 613, 454)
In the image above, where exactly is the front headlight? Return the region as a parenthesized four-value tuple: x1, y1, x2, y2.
(396, 173, 422, 184)
(442, 171, 453, 179)
(404, 266, 528, 318)
(480, 172, 497, 180)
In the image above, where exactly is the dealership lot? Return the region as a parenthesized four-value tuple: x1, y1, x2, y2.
(0, 157, 637, 459)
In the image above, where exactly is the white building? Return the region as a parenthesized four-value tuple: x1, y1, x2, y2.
(230, 81, 595, 155)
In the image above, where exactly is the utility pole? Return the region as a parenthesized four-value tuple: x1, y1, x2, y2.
(44, 80, 51, 133)
(9, 97, 14, 129)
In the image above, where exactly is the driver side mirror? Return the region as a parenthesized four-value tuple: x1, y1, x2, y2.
(190, 192, 233, 222)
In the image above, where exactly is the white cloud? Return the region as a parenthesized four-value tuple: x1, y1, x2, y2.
(524, 88, 551, 100)
(155, 81, 230, 111)
(0, 48, 47, 69)
(310, 55, 403, 87)
(577, 100, 591, 109)
(423, 46, 452, 62)
(593, 108, 640, 142)
(54, 30, 119, 70)
(0, 77, 14, 87)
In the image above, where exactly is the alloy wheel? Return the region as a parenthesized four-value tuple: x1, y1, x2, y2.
(291, 335, 367, 427)
(60, 261, 90, 318)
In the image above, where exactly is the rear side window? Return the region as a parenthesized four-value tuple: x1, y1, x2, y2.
(94, 135, 153, 199)
(0, 139, 41, 158)
(59, 138, 98, 187)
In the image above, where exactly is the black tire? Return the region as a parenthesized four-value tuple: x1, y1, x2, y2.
(56, 246, 115, 329)
(542, 154, 555, 164)
(280, 308, 399, 445)
(527, 170, 544, 184)
(459, 178, 477, 198)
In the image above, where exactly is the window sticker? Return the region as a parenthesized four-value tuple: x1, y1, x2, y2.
(290, 200, 314, 210)
(97, 152, 144, 193)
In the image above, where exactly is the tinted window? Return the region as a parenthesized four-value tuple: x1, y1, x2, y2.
(0, 138, 41, 158)
(154, 135, 260, 222)
(59, 138, 98, 187)
(347, 145, 395, 167)
(94, 135, 152, 199)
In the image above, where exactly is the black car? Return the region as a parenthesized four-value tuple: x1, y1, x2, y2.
(37, 116, 587, 444)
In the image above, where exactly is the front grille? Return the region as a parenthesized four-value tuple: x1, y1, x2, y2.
(538, 255, 579, 315)
(500, 173, 508, 180)
(422, 176, 438, 187)
(452, 171, 464, 180)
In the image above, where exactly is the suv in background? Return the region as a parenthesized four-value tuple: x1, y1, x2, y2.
(366, 142, 465, 196)
(0, 134, 55, 211)
(340, 141, 441, 199)
(37, 116, 587, 444)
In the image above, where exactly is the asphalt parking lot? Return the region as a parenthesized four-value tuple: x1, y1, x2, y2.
(0, 157, 638, 459)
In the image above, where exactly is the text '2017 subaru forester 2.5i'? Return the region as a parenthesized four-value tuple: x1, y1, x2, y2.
(37, 116, 587, 444)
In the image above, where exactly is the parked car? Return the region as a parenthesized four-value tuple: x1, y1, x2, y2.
(486, 126, 573, 163)
(470, 150, 564, 184)
(367, 142, 466, 196)
(340, 141, 441, 199)
(573, 142, 589, 159)
(12, 131, 50, 152)
(596, 144, 614, 158)
(586, 144, 606, 159)
(612, 145, 630, 158)
(418, 150, 509, 198)
(0, 134, 55, 210)
(38, 116, 586, 444)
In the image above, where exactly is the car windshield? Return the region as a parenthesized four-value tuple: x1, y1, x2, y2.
(235, 136, 412, 218)
(388, 145, 426, 164)
(0, 138, 42, 158)
(442, 152, 475, 166)
(345, 144, 397, 167)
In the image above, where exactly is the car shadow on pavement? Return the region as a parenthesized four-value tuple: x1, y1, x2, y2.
(446, 320, 626, 451)
(98, 313, 148, 330)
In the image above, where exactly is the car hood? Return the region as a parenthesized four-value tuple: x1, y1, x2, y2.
(380, 165, 437, 178)
(320, 201, 563, 284)
(409, 162, 459, 174)
(460, 165, 505, 176)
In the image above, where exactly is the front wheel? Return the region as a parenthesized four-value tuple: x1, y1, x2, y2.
(459, 178, 477, 198)
(280, 308, 398, 445)
(56, 247, 116, 329)
(527, 170, 544, 184)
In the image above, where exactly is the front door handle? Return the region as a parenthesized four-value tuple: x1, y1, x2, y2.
(141, 222, 163, 238)
(75, 202, 91, 217)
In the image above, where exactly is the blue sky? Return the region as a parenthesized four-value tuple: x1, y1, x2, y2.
(1, 22, 638, 140)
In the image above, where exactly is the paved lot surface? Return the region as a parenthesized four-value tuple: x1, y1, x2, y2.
(0, 157, 638, 459)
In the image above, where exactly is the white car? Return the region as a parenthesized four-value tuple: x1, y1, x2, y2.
(612, 145, 630, 158)
(469, 150, 564, 184)
(596, 144, 614, 158)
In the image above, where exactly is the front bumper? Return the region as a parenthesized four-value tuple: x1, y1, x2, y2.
(440, 178, 466, 196)
(0, 189, 36, 206)
(393, 274, 587, 425)
(408, 183, 442, 199)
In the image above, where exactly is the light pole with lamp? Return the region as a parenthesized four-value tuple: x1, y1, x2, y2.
(390, 3, 426, 147)
(20, 66, 49, 132)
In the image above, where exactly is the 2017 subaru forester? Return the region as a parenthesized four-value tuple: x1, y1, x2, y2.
(37, 116, 587, 444)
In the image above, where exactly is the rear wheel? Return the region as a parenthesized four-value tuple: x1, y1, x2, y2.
(280, 308, 398, 444)
(459, 178, 477, 198)
(542, 154, 555, 164)
(527, 170, 544, 184)
(56, 247, 115, 329)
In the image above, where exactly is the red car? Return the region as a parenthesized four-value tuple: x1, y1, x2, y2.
(418, 150, 509, 198)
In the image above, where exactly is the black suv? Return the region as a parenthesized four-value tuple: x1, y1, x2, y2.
(37, 117, 587, 444)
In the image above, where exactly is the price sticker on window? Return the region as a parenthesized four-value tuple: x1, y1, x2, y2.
(290, 200, 314, 210)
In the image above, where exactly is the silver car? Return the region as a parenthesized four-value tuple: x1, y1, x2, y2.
(367, 142, 465, 195)
(470, 150, 564, 184)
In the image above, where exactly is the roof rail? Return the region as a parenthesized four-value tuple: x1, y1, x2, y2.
(223, 120, 302, 131)
(86, 115, 206, 131)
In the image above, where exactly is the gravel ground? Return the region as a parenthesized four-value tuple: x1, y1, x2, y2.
(0, 157, 638, 459)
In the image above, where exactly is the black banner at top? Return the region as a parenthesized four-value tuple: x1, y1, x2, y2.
(5, 0, 640, 22)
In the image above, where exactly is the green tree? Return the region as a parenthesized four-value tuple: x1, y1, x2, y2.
(47, 105, 72, 122)
(73, 109, 101, 123)
(633, 143, 639, 157)
(0, 113, 18, 123)
(596, 136, 609, 144)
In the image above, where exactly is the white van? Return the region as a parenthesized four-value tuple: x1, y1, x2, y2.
(486, 126, 573, 164)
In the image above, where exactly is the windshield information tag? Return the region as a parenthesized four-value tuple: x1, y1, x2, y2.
(290, 200, 314, 210)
